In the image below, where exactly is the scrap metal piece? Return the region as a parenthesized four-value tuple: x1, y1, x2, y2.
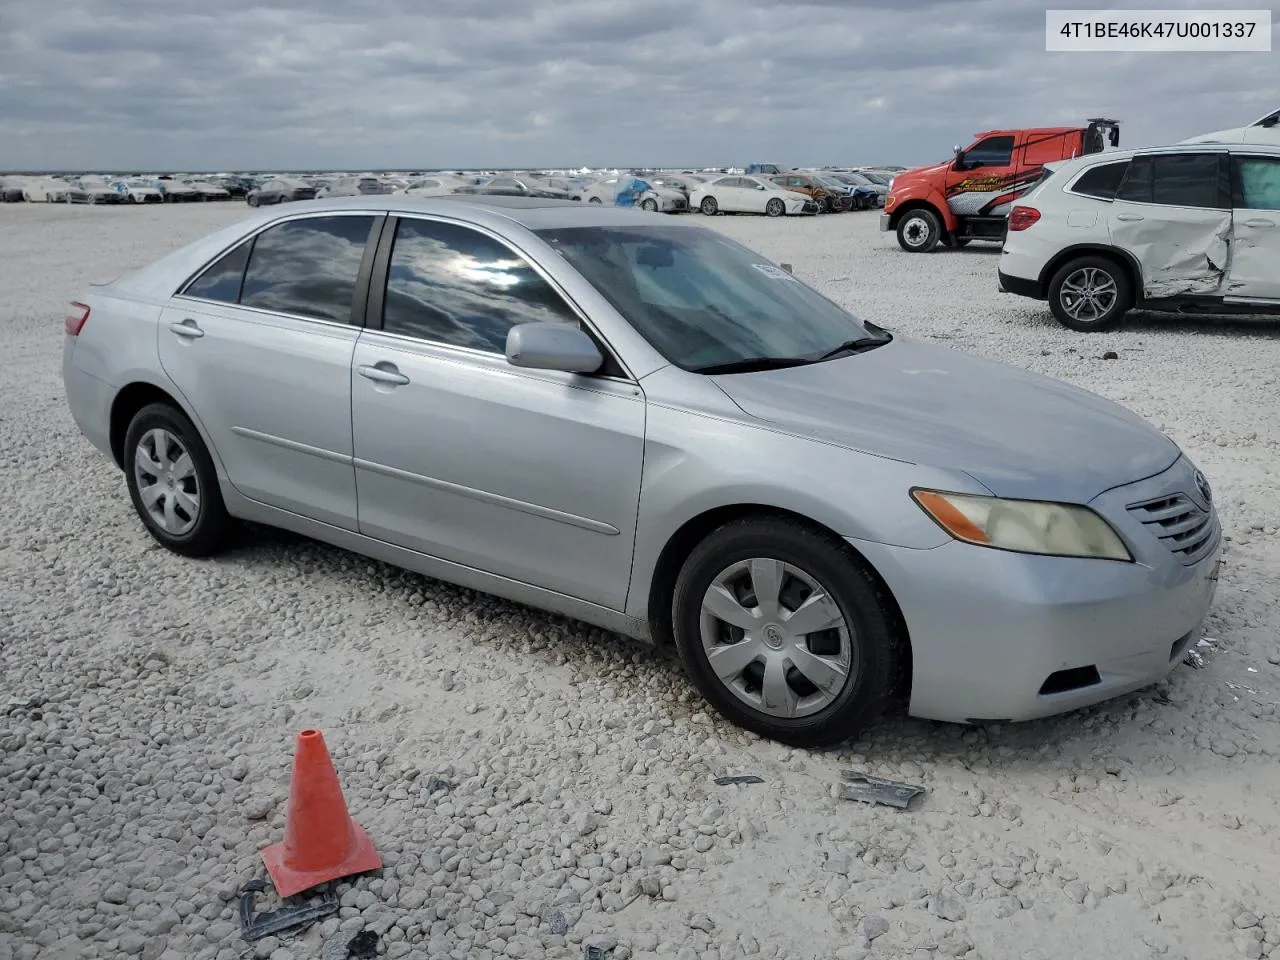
(1183, 650, 1206, 669)
(346, 930, 379, 959)
(837, 772, 925, 810)
(714, 775, 764, 786)
(237, 878, 339, 942)
(584, 947, 607, 960)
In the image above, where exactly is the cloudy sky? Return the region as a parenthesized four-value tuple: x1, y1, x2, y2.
(1, 0, 1276, 171)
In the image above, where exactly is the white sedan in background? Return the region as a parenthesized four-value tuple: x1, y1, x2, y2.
(111, 180, 165, 203)
(690, 175, 818, 217)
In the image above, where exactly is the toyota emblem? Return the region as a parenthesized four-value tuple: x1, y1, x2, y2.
(1194, 470, 1212, 505)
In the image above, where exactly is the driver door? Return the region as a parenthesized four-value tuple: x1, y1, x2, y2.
(945, 134, 1016, 217)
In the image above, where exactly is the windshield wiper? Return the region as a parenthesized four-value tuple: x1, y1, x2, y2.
(816, 334, 892, 361)
(692, 356, 816, 375)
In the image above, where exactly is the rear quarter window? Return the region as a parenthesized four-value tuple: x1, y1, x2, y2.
(1069, 160, 1131, 200)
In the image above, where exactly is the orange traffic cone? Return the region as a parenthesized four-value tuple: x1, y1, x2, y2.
(260, 729, 382, 898)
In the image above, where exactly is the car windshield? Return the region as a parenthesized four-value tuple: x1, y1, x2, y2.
(536, 225, 885, 373)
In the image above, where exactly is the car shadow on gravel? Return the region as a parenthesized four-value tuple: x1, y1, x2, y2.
(1121, 312, 1280, 336)
(219, 523, 1221, 768)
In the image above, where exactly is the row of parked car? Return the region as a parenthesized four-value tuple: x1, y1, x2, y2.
(236, 166, 903, 217)
(1, 174, 255, 204)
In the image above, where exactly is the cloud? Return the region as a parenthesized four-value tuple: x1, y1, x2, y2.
(0, 0, 1276, 170)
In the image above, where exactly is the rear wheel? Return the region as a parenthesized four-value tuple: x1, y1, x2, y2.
(700, 196, 718, 215)
(765, 198, 785, 218)
(1048, 256, 1131, 331)
(672, 517, 902, 747)
(123, 403, 232, 557)
(896, 208, 941, 252)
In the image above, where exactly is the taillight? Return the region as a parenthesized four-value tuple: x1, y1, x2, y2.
(65, 301, 90, 336)
(1008, 206, 1041, 231)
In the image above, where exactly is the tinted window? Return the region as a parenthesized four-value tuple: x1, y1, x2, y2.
(1235, 157, 1280, 210)
(382, 218, 579, 352)
(183, 241, 251, 302)
(538, 224, 877, 373)
(1071, 160, 1131, 200)
(1117, 153, 1226, 208)
(240, 215, 375, 322)
(965, 135, 1015, 167)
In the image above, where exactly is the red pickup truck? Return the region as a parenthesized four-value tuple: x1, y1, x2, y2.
(881, 119, 1120, 252)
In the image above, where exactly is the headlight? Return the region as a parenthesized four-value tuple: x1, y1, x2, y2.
(911, 489, 1132, 561)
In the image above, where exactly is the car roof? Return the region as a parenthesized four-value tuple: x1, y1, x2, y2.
(1050, 141, 1280, 175)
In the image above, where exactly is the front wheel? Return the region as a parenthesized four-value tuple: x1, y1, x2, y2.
(700, 196, 718, 215)
(672, 517, 902, 747)
(1048, 256, 1132, 331)
(765, 198, 785, 218)
(588, 196, 603, 204)
(895, 208, 941, 252)
(640, 198, 658, 212)
(247, 194, 260, 207)
(124, 403, 233, 557)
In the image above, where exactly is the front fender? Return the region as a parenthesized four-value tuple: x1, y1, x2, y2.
(885, 181, 957, 232)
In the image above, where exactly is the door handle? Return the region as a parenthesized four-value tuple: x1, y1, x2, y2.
(168, 319, 204, 338)
(1243, 218, 1275, 228)
(1115, 213, 1144, 222)
(357, 363, 410, 386)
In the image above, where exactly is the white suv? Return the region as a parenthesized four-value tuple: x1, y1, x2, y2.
(998, 143, 1280, 331)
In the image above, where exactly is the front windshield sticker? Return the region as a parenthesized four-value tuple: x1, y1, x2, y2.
(751, 264, 798, 281)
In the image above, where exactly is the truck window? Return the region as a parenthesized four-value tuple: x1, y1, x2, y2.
(1070, 160, 1131, 200)
(963, 136, 1015, 168)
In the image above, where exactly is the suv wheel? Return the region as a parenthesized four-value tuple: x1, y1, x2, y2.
(1048, 256, 1132, 331)
(672, 517, 902, 747)
(896, 208, 941, 252)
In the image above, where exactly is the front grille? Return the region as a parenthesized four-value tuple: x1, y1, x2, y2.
(1126, 492, 1218, 564)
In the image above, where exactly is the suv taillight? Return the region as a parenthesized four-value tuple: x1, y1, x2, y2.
(65, 302, 90, 336)
(1008, 206, 1041, 231)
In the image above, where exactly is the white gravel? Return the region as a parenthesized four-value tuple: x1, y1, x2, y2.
(2, 202, 1278, 960)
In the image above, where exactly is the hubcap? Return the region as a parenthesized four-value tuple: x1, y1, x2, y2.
(1060, 267, 1118, 322)
(903, 216, 931, 247)
(134, 428, 200, 536)
(699, 558, 854, 719)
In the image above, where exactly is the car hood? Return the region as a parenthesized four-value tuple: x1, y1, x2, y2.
(711, 337, 1180, 503)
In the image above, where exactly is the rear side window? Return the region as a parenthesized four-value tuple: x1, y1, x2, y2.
(240, 216, 376, 323)
(1117, 153, 1228, 208)
(182, 241, 251, 303)
(1070, 160, 1131, 200)
(381, 218, 579, 353)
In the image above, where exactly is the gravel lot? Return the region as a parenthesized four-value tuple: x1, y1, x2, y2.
(2, 202, 1278, 960)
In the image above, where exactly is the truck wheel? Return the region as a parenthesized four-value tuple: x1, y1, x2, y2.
(1048, 256, 1132, 332)
(896, 209, 941, 252)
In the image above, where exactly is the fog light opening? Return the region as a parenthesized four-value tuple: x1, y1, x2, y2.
(1038, 665, 1102, 696)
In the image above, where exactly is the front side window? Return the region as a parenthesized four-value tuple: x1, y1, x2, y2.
(1070, 160, 1131, 200)
(1235, 157, 1280, 210)
(182, 241, 251, 303)
(964, 135, 1015, 167)
(240, 215, 376, 323)
(382, 218, 579, 352)
(538, 224, 879, 373)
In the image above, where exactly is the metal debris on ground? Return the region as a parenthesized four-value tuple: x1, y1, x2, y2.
(714, 775, 764, 786)
(836, 772, 926, 810)
(237, 878, 339, 941)
(584, 946, 608, 960)
(424, 777, 455, 795)
(1184, 650, 1206, 669)
(346, 930, 380, 958)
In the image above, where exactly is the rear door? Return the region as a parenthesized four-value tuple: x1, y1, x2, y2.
(159, 212, 381, 530)
(1225, 153, 1280, 301)
(945, 134, 1016, 217)
(1109, 151, 1233, 299)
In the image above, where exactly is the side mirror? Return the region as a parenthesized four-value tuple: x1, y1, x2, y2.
(506, 322, 603, 375)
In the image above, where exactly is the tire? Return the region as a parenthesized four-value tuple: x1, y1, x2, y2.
(1047, 256, 1132, 332)
(765, 198, 785, 218)
(247, 194, 259, 207)
(640, 198, 658, 212)
(700, 196, 718, 215)
(588, 196, 603, 204)
(895, 208, 941, 252)
(671, 517, 902, 747)
(123, 403, 232, 558)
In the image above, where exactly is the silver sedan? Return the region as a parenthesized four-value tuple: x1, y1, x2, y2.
(62, 196, 1221, 746)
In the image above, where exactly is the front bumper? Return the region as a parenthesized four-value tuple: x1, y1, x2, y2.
(854, 456, 1221, 724)
(879, 213, 892, 232)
